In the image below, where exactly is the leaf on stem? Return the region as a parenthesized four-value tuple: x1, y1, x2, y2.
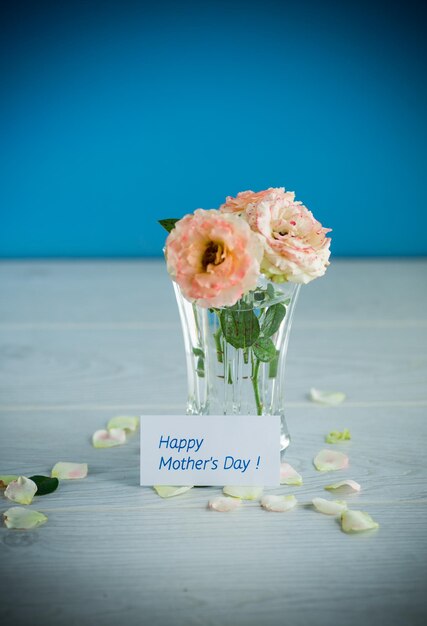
(261, 303, 286, 337)
(220, 309, 260, 349)
(253, 337, 276, 362)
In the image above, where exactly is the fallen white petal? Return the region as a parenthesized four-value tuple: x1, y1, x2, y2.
(341, 510, 379, 533)
(3, 507, 48, 529)
(309, 388, 346, 406)
(51, 462, 88, 480)
(280, 463, 303, 486)
(325, 479, 361, 493)
(153, 485, 193, 498)
(312, 497, 348, 515)
(261, 495, 297, 512)
(0, 475, 19, 488)
(107, 416, 139, 433)
(208, 496, 242, 512)
(223, 486, 263, 500)
(314, 449, 349, 472)
(92, 428, 126, 448)
(4, 477, 37, 505)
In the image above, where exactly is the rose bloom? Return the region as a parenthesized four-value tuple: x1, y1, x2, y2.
(165, 209, 263, 308)
(221, 188, 331, 284)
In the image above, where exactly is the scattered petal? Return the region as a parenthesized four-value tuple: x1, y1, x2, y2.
(107, 416, 139, 433)
(325, 480, 361, 493)
(0, 475, 18, 488)
(4, 477, 37, 505)
(325, 429, 351, 444)
(92, 428, 126, 448)
(261, 494, 297, 512)
(208, 496, 242, 512)
(51, 462, 88, 480)
(341, 510, 379, 533)
(223, 486, 263, 500)
(280, 463, 303, 486)
(314, 449, 349, 472)
(309, 388, 346, 406)
(312, 497, 348, 515)
(3, 507, 48, 529)
(29, 475, 59, 495)
(153, 485, 193, 498)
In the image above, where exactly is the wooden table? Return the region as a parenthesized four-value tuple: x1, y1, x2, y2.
(1, 259, 426, 626)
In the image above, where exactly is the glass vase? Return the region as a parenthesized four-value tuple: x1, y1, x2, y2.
(173, 278, 300, 460)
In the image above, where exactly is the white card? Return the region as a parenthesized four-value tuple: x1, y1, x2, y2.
(140, 414, 281, 486)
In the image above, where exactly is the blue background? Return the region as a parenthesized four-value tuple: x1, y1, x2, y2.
(1, 0, 426, 258)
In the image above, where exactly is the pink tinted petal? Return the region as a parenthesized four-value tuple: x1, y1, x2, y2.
(314, 449, 349, 472)
(223, 486, 263, 500)
(325, 480, 361, 493)
(4, 476, 37, 505)
(51, 462, 88, 480)
(280, 463, 303, 486)
(3, 507, 48, 529)
(341, 510, 379, 533)
(261, 495, 297, 512)
(312, 497, 348, 515)
(92, 428, 126, 448)
(208, 497, 242, 512)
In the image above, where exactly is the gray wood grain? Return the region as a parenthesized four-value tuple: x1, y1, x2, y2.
(1, 260, 427, 626)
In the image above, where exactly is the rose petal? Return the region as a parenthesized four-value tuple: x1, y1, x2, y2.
(208, 496, 242, 512)
(153, 485, 193, 498)
(312, 497, 348, 515)
(0, 475, 19, 488)
(92, 428, 126, 448)
(107, 416, 139, 433)
(280, 463, 303, 486)
(341, 510, 379, 533)
(314, 449, 349, 472)
(309, 388, 346, 406)
(3, 507, 48, 529)
(261, 494, 297, 512)
(325, 429, 351, 444)
(325, 479, 361, 493)
(51, 462, 88, 480)
(4, 476, 37, 505)
(223, 486, 263, 500)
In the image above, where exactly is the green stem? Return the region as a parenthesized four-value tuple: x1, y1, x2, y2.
(251, 354, 263, 415)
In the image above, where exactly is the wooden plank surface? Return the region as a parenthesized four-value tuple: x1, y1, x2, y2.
(1, 259, 427, 626)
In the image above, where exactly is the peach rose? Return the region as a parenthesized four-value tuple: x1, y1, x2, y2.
(165, 209, 263, 308)
(221, 188, 331, 284)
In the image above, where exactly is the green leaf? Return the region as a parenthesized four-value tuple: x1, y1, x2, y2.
(196, 356, 205, 377)
(266, 284, 275, 299)
(261, 303, 286, 337)
(220, 309, 260, 349)
(29, 475, 59, 496)
(253, 337, 276, 362)
(192, 347, 204, 358)
(158, 218, 180, 233)
(268, 349, 280, 378)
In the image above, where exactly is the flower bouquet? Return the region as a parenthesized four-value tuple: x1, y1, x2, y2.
(160, 187, 331, 453)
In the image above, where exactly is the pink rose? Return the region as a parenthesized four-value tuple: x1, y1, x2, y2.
(220, 188, 278, 214)
(165, 209, 263, 308)
(221, 188, 331, 284)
